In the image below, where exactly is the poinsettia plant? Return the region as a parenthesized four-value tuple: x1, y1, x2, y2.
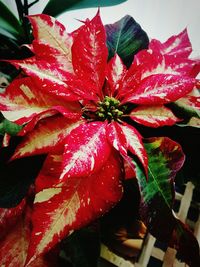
(0, 8, 200, 267)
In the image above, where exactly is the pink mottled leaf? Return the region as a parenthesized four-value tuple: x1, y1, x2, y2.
(119, 48, 198, 101)
(31, 40, 73, 73)
(9, 57, 71, 84)
(106, 54, 127, 96)
(0, 77, 81, 125)
(60, 121, 111, 180)
(72, 10, 108, 96)
(0, 208, 59, 267)
(123, 74, 195, 105)
(130, 105, 180, 127)
(175, 94, 200, 114)
(106, 121, 148, 176)
(28, 14, 73, 64)
(0, 199, 26, 238)
(0, 215, 30, 267)
(149, 29, 192, 58)
(26, 151, 123, 264)
(11, 116, 83, 160)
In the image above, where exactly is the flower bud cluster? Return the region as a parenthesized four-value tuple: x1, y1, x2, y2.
(96, 96, 124, 121)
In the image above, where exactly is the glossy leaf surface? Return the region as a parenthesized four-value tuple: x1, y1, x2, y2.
(0, 1, 22, 39)
(105, 15, 149, 67)
(134, 137, 185, 240)
(12, 116, 82, 160)
(130, 105, 180, 127)
(43, 0, 128, 17)
(26, 151, 123, 263)
(60, 121, 111, 180)
(72, 11, 108, 95)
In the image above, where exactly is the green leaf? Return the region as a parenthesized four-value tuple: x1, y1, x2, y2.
(0, 119, 22, 136)
(43, 0, 128, 17)
(133, 137, 200, 265)
(134, 137, 185, 241)
(0, 1, 23, 38)
(105, 15, 149, 67)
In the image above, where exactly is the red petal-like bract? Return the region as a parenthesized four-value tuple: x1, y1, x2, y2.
(123, 74, 195, 105)
(149, 29, 192, 58)
(11, 116, 83, 160)
(106, 121, 148, 176)
(0, 206, 59, 267)
(0, 215, 30, 267)
(106, 54, 127, 97)
(129, 105, 180, 127)
(72, 10, 108, 97)
(60, 121, 111, 180)
(1, 11, 200, 267)
(0, 199, 26, 239)
(26, 150, 123, 264)
(0, 77, 80, 125)
(28, 14, 73, 73)
(29, 14, 73, 59)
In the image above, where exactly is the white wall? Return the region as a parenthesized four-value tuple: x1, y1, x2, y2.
(2, 0, 200, 56)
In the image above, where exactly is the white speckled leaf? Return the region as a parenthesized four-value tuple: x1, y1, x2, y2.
(130, 105, 180, 127)
(26, 150, 123, 264)
(12, 116, 83, 160)
(60, 121, 111, 180)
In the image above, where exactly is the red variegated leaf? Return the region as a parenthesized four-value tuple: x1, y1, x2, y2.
(0, 77, 80, 124)
(35, 154, 64, 192)
(119, 51, 179, 99)
(130, 105, 180, 127)
(31, 75, 96, 102)
(72, 10, 108, 96)
(9, 58, 71, 84)
(31, 40, 73, 73)
(175, 94, 200, 113)
(106, 122, 148, 176)
(123, 74, 195, 105)
(26, 151, 123, 264)
(11, 116, 83, 160)
(106, 121, 128, 156)
(164, 55, 199, 77)
(149, 29, 192, 58)
(119, 123, 148, 176)
(28, 14, 73, 64)
(0, 199, 26, 238)
(124, 160, 136, 180)
(106, 54, 127, 96)
(0, 216, 29, 267)
(60, 121, 111, 180)
(119, 49, 198, 101)
(0, 209, 59, 267)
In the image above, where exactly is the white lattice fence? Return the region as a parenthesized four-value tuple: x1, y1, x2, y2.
(100, 182, 200, 267)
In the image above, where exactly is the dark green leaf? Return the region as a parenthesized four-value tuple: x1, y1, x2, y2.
(43, 0, 128, 17)
(134, 136, 185, 241)
(0, 0, 23, 38)
(133, 137, 200, 265)
(105, 15, 149, 67)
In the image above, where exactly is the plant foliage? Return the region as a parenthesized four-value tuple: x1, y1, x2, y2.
(0, 5, 199, 267)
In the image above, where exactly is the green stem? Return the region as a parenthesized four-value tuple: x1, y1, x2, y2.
(28, 0, 40, 8)
(15, 0, 24, 21)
